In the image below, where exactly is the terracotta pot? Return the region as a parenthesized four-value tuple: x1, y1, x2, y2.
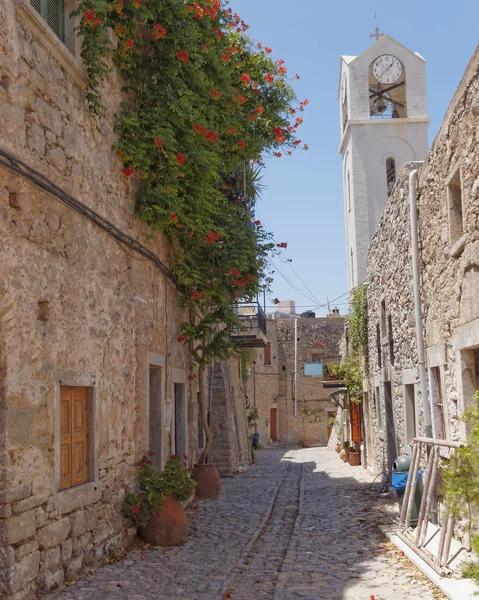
(302, 440, 311, 448)
(138, 496, 187, 547)
(348, 451, 361, 467)
(193, 464, 221, 499)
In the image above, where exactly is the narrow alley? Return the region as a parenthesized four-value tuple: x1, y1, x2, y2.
(43, 449, 445, 600)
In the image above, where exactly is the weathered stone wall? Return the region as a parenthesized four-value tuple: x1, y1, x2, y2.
(365, 45, 479, 477)
(208, 359, 251, 473)
(0, 3, 210, 598)
(249, 317, 345, 446)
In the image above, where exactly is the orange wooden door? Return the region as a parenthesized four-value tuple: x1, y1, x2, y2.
(60, 387, 88, 490)
(351, 402, 362, 444)
(327, 411, 337, 439)
(270, 408, 277, 441)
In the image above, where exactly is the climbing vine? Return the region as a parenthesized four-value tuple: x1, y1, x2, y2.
(326, 359, 362, 403)
(74, 0, 307, 463)
(348, 284, 368, 361)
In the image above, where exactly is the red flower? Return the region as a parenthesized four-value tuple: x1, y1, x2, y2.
(115, 24, 125, 37)
(152, 24, 166, 40)
(223, 594, 231, 599)
(228, 127, 237, 135)
(205, 131, 219, 142)
(295, 73, 300, 80)
(125, 38, 134, 49)
(176, 51, 189, 64)
(170, 214, 177, 220)
(177, 336, 188, 343)
(238, 140, 246, 149)
(183, 454, 188, 459)
(84, 9, 95, 21)
(201, 44, 208, 53)
(257, 42, 263, 49)
(247, 114, 255, 122)
(255, 106, 264, 114)
(303, 144, 309, 150)
(278, 66, 287, 75)
(206, 231, 219, 244)
(240, 74, 251, 84)
(296, 117, 304, 125)
(183, 462, 187, 466)
(264, 74, 274, 83)
(265, 47, 272, 54)
(188, 232, 193, 237)
(122, 168, 134, 176)
(170, 455, 176, 459)
(154, 138, 164, 148)
(277, 242, 287, 248)
(272, 127, 284, 136)
(252, 361, 256, 365)
(176, 154, 185, 166)
(274, 152, 282, 157)
(254, 220, 261, 225)
(190, 291, 203, 300)
(190, 467, 194, 472)
(274, 298, 280, 304)
(133, 505, 140, 513)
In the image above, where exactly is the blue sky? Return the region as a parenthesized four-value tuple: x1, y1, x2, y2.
(229, 0, 479, 316)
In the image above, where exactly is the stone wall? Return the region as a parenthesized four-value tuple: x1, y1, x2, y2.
(0, 3, 213, 597)
(365, 45, 479, 478)
(249, 317, 345, 447)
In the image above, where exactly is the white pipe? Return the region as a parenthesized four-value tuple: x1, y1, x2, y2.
(409, 167, 433, 438)
(294, 318, 298, 417)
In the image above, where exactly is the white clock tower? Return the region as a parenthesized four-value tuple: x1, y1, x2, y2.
(339, 34, 430, 289)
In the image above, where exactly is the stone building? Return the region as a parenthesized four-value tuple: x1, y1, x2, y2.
(248, 314, 345, 447)
(0, 2, 250, 598)
(364, 45, 479, 475)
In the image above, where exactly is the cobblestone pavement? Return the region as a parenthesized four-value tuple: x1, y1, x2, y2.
(44, 448, 446, 600)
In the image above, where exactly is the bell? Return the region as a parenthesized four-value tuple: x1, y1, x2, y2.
(375, 96, 387, 113)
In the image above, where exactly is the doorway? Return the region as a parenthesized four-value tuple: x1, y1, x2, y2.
(384, 381, 398, 478)
(174, 383, 187, 456)
(270, 408, 277, 441)
(149, 366, 163, 469)
(327, 410, 337, 440)
(350, 402, 362, 444)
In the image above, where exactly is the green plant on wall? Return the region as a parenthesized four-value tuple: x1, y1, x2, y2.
(326, 358, 362, 403)
(247, 407, 259, 429)
(73, 0, 307, 464)
(348, 284, 368, 362)
(442, 390, 479, 585)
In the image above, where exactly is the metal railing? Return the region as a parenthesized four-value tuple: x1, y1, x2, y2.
(396, 437, 466, 577)
(232, 301, 267, 337)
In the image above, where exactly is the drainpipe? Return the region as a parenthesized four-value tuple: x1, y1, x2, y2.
(294, 318, 298, 417)
(409, 167, 433, 439)
(253, 362, 257, 433)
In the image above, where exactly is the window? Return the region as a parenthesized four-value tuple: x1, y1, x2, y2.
(264, 343, 271, 365)
(447, 166, 463, 244)
(59, 387, 88, 490)
(174, 383, 187, 455)
(31, 0, 65, 42)
(430, 367, 446, 439)
(388, 314, 394, 366)
(404, 384, 416, 445)
(347, 171, 351, 211)
(149, 365, 163, 469)
(376, 324, 382, 367)
(386, 157, 396, 196)
(311, 353, 321, 363)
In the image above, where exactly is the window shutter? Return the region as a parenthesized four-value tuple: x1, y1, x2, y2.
(59, 387, 88, 490)
(264, 343, 271, 365)
(59, 388, 72, 490)
(30, 0, 64, 42)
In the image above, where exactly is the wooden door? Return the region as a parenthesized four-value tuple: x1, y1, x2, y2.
(327, 410, 337, 440)
(270, 408, 277, 441)
(350, 402, 362, 444)
(60, 387, 88, 490)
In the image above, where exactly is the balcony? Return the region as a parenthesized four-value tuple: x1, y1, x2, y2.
(231, 301, 268, 348)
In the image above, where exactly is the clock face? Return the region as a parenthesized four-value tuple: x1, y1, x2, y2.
(371, 54, 403, 84)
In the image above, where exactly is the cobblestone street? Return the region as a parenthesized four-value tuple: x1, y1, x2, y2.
(44, 449, 446, 600)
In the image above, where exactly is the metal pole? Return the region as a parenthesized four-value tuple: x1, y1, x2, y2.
(441, 515, 455, 566)
(415, 446, 436, 545)
(294, 318, 298, 417)
(409, 168, 433, 439)
(396, 530, 450, 577)
(405, 442, 421, 530)
(400, 442, 419, 527)
(419, 447, 440, 546)
(253, 363, 257, 433)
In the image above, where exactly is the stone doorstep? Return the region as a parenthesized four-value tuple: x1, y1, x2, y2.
(380, 525, 479, 600)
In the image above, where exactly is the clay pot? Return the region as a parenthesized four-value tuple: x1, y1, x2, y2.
(138, 496, 187, 547)
(193, 464, 221, 499)
(302, 440, 311, 448)
(348, 451, 361, 467)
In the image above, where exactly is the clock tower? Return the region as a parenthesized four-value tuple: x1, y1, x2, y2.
(339, 35, 430, 289)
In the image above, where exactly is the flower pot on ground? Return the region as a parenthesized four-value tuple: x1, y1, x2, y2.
(193, 463, 221, 500)
(138, 495, 187, 546)
(348, 451, 361, 466)
(123, 453, 196, 547)
(340, 441, 351, 462)
(302, 440, 311, 448)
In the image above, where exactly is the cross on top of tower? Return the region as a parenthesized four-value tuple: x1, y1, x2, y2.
(369, 13, 384, 42)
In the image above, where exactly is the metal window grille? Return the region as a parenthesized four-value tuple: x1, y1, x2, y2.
(30, 0, 65, 42)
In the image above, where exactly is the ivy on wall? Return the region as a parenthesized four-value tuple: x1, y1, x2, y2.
(349, 284, 368, 362)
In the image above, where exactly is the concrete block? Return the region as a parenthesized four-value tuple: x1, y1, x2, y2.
(6, 510, 36, 545)
(10, 551, 40, 593)
(37, 517, 70, 549)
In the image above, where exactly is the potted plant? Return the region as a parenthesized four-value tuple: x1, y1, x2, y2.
(123, 453, 196, 546)
(339, 441, 351, 462)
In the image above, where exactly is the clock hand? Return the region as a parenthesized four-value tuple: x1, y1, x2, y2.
(381, 81, 405, 94)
